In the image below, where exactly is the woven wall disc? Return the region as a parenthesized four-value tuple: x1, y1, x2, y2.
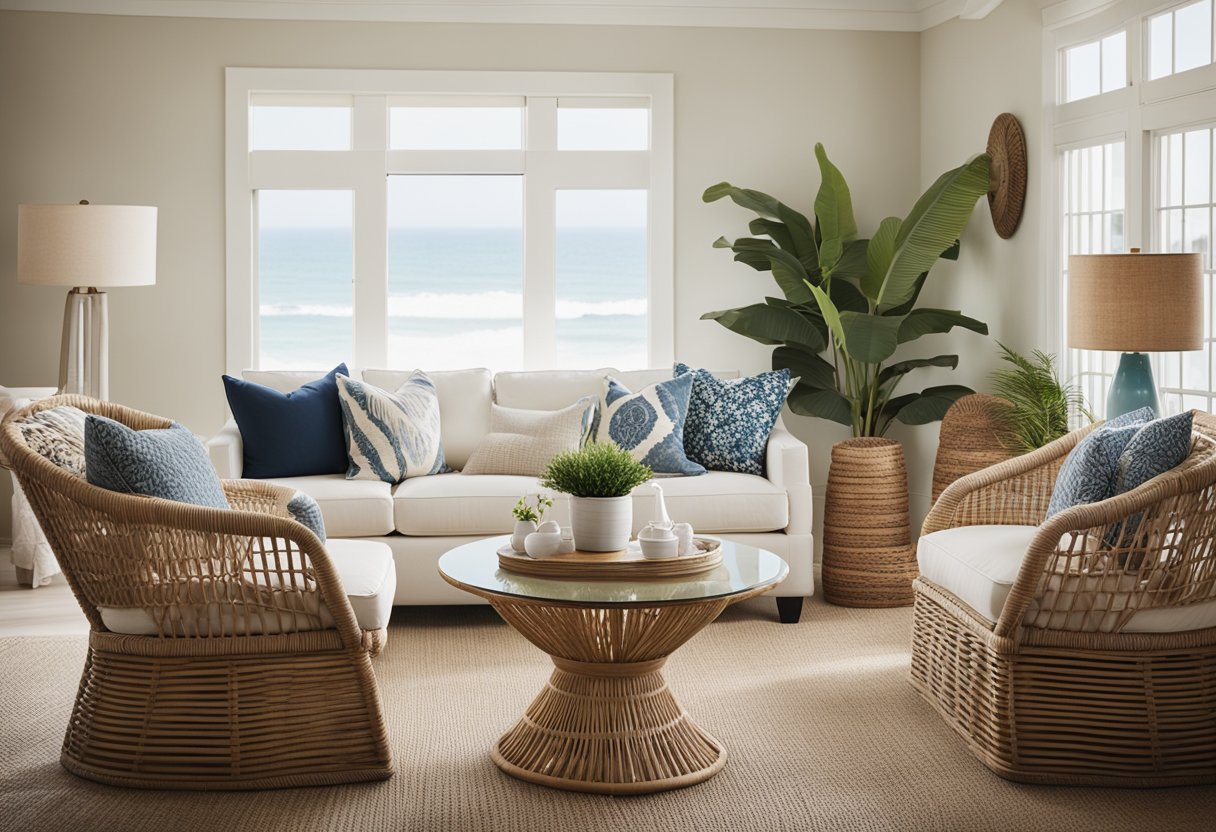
(986, 112, 1027, 239)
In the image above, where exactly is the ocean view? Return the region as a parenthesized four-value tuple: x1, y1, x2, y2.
(258, 227, 647, 371)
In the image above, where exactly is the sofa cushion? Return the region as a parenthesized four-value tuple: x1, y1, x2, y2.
(462, 398, 596, 476)
(362, 368, 492, 470)
(263, 474, 394, 537)
(337, 372, 446, 483)
(494, 369, 610, 411)
(223, 363, 349, 479)
(394, 472, 554, 536)
(97, 538, 395, 635)
(643, 471, 787, 533)
(85, 415, 230, 509)
(391, 470, 787, 536)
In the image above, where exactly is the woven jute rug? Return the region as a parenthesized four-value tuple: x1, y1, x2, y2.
(2, 596, 1214, 832)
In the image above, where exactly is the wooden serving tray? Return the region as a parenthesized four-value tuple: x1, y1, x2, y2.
(497, 537, 722, 580)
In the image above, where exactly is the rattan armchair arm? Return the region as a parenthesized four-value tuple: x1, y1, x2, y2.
(922, 422, 1099, 535)
(222, 478, 296, 518)
(993, 432, 1216, 638)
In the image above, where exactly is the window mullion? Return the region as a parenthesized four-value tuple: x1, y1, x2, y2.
(353, 95, 388, 370)
(523, 97, 557, 370)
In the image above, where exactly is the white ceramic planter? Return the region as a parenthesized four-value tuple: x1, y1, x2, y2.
(570, 495, 632, 552)
(511, 519, 537, 553)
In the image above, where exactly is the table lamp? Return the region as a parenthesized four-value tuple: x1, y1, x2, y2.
(17, 201, 157, 401)
(1068, 249, 1203, 419)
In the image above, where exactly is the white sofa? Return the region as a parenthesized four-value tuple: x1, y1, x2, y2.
(207, 367, 814, 622)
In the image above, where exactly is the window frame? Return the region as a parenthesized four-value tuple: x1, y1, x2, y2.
(225, 68, 674, 374)
(1045, 0, 1216, 418)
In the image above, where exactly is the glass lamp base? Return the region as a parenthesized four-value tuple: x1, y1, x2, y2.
(1106, 352, 1159, 420)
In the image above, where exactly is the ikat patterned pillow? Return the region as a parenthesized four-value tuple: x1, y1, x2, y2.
(337, 372, 447, 484)
(675, 363, 792, 476)
(597, 373, 705, 476)
(1045, 407, 1154, 519)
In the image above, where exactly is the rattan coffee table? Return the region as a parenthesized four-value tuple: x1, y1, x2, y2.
(438, 536, 788, 794)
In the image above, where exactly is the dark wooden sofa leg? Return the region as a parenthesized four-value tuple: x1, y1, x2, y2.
(776, 596, 803, 624)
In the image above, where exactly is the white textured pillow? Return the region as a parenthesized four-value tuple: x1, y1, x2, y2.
(462, 397, 595, 476)
(336, 372, 446, 483)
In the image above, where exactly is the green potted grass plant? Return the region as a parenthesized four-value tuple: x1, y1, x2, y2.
(539, 443, 653, 552)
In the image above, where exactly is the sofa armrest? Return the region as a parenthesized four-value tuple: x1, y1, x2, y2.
(207, 419, 243, 479)
(767, 420, 811, 535)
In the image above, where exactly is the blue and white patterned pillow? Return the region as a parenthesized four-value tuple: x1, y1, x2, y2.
(336, 372, 446, 484)
(287, 490, 327, 542)
(598, 374, 705, 476)
(675, 363, 792, 476)
(84, 415, 230, 509)
(1045, 407, 1154, 519)
(1104, 410, 1195, 548)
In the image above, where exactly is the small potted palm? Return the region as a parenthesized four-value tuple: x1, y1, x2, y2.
(540, 443, 652, 552)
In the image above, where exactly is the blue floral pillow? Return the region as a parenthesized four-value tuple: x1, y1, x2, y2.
(1045, 407, 1154, 519)
(675, 363, 792, 476)
(598, 374, 705, 476)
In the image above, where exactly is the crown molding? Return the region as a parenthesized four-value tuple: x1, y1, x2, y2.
(0, 0, 1006, 33)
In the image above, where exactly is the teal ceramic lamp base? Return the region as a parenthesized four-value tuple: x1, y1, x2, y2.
(1107, 352, 1159, 420)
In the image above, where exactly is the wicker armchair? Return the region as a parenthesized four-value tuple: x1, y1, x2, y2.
(0, 396, 393, 790)
(911, 411, 1216, 786)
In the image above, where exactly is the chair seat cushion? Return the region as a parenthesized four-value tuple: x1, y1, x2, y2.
(917, 525, 1038, 623)
(918, 524, 1216, 633)
(391, 471, 789, 536)
(263, 474, 394, 537)
(98, 538, 396, 635)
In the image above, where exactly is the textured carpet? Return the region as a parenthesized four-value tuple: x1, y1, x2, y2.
(2, 595, 1214, 832)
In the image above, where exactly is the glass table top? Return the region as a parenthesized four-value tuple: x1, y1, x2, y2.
(438, 536, 789, 606)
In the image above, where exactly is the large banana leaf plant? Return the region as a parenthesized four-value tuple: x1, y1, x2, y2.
(703, 144, 992, 437)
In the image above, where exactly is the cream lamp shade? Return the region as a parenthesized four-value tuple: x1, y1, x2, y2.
(1067, 252, 1203, 352)
(17, 203, 157, 288)
(15, 201, 158, 402)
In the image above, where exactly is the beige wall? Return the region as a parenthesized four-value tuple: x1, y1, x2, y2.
(902, 0, 1046, 530)
(0, 10, 923, 542)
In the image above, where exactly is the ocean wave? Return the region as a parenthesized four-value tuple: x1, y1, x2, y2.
(260, 291, 646, 320)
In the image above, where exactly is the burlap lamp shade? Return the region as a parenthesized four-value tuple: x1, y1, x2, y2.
(1067, 251, 1203, 417)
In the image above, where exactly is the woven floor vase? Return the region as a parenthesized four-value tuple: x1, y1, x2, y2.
(821, 438, 917, 608)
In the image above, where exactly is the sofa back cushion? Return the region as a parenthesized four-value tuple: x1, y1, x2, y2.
(493, 369, 611, 411)
(361, 368, 492, 470)
(493, 368, 742, 412)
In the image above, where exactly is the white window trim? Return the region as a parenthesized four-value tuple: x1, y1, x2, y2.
(225, 67, 674, 374)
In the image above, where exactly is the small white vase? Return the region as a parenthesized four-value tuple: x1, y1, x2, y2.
(570, 495, 632, 552)
(511, 519, 537, 553)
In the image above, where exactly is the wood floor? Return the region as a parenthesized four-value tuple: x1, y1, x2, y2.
(0, 549, 87, 636)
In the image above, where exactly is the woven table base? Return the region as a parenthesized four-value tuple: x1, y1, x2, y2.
(822, 438, 917, 608)
(487, 599, 730, 794)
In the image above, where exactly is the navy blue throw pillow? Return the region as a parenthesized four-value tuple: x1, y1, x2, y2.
(222, 364, 349, 479)
(85, 415, 230, 509)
